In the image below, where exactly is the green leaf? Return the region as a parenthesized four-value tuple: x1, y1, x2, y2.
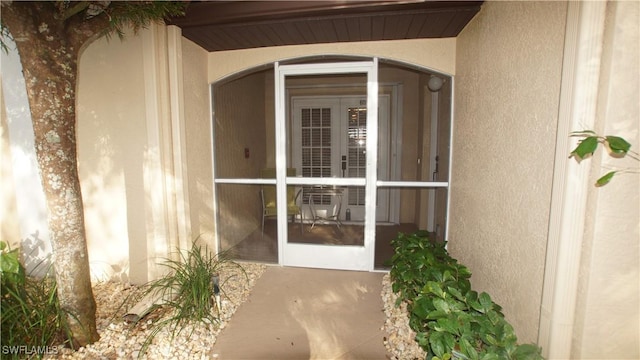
(459, 337, 479, 360)
(469, 300, 483, 313)
(442, 332, 456, 352)
(443, 270, 455, 282)
(605, 135, 631, 155)
(448, 287, 466, 302)
(486, 309, 502, 326)
(511, 343, 543, 360)
(427, 309, 449, 320)
(433, 298, 451, 314)
(0, 241, 6, 251)
(570, 136, 599, 160)
(413, 298, 432, 318)
(479, 353, 501, 360)
(457, 265, 472, 278)
(595, 171, 616, 187)
(452, 350, 470, 360)
(478, 292, 493, 313)
(430, 331, 447, 358)
(483, 333, 499, 346)
(415, 331, 429, 347)
(426, 281, 446, 298)
(434, 318, 461, 335)
(0, 248, 21, 275)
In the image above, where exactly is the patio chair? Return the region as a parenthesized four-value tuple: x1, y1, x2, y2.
(260, 168, 303, 237)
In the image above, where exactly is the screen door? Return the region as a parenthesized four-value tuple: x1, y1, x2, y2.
(274, 60, 379, 271)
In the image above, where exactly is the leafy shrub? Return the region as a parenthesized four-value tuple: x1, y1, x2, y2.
(570, 130, 637, 186)
(1, 241, 72, 359)
(389, 232, 543, 360)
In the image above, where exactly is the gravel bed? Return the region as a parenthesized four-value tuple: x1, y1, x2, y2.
(47, 265, 421, 359)
(48, 262, 266, 359)
(381, 273, 426, 360)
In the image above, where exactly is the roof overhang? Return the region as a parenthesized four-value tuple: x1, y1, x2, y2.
(167, 1, 483, 52)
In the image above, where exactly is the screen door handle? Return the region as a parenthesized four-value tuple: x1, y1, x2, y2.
(341, 155, 347, 177)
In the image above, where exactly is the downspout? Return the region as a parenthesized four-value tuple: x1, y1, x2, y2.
(538, 1, 607, 358)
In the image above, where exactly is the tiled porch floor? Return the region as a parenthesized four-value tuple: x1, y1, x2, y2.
(211, 266, 390, 359)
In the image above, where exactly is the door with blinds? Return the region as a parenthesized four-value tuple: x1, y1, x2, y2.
(291, 95, 389, 223)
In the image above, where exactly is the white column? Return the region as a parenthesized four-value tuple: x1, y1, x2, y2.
(538, 2, 607, 358)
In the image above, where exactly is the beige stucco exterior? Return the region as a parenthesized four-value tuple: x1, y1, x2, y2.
(0, 85, 21, 248)
(207, 38, 457, 84)
(75, 26, 210, 283)
(1, 59, 12, 247)
(77, 30, 147, 282)
(572, 1, 639, 357)
(450, 0, 566, 344)
(2, 1, 638, 358)
(181, 37, 214, 251)
(450, 1, 638, 358)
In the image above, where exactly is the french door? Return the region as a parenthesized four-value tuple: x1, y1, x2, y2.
(291, 96, 390, 223)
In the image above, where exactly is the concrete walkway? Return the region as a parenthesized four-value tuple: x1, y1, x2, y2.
(211, 266, 390, 360)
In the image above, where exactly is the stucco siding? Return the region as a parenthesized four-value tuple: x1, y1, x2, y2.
(450, 1, 567, 344)
(208, 38, 457, 83)
(1, 89, 21, 247)
(77, 31, 147, 282)
(181, 37, 214, 250)
(573, 1, 640, 358)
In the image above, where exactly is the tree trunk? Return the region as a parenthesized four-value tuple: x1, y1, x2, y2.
(2, 3, 99, 347)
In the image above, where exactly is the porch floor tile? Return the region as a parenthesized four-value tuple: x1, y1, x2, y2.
(211, 266, 390, 359)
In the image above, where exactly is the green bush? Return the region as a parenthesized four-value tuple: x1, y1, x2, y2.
(389, 232, 543, 360)
(1, 241, 72, 359)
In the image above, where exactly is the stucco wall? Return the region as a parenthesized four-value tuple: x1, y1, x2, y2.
(181, 37, 214, 249)
(77, 31, 147, 282)
(1, 39, 52, 273)
(0, 87, 21, 247)
(573, 1, 640, 358)
(449, 1, 567, 344)
(208, 38, 456, 83)
(77, 25, 198, 283)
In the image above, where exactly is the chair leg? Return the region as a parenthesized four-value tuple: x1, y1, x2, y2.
(298, 211, 303, 234)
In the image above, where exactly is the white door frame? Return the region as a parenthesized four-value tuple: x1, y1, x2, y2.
(275, 59, 379, 271)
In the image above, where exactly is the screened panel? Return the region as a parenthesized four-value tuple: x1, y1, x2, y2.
(216, 183, 277, 263)
(213, 71, 274, 179)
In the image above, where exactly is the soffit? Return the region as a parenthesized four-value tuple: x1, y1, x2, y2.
(167, 1, 483, 52)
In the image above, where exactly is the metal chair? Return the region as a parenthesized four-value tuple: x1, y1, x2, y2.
(260, 168, 303, 237)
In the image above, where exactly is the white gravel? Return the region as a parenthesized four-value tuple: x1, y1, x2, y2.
(47, 265, 421, 359)
(381, 273, 427, 360)
(48, 262, 266, 360)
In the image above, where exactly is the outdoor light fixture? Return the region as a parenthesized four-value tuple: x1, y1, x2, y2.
(428, 75, 444, 92)
(212, 274, 221, 311)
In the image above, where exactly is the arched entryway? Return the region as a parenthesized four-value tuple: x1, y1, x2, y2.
(212, 55, 452, 271)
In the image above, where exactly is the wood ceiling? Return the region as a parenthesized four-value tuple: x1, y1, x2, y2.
(167, 1, 484, 52)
